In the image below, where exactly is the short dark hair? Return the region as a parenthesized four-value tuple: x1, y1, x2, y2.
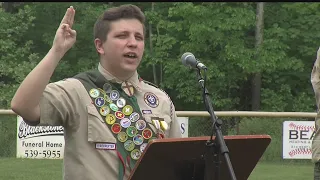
(94, 4, 146, 43)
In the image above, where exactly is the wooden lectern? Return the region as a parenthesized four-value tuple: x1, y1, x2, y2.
(128, 135, 271, 180)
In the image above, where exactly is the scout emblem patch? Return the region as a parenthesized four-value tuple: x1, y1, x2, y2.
(144, 92, 159, 108)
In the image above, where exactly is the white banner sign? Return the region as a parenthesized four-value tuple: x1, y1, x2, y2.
(177, 117, 189, 138)
(283, 121, 315, 159)
(16, 116, 65, 159)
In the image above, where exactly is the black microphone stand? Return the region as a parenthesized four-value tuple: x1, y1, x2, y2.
(196, 68, 237, 180)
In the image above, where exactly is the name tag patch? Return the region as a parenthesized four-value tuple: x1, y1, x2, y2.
(142, 110, 152, 114)
(95, 143, 116, 150)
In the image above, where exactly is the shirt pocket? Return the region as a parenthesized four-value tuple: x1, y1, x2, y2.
(87, 104, 116, 143)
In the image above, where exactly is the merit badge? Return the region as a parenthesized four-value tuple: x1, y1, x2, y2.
(115, 111, 125, 119)
(131, 149, 141, 160)
(89, 88, 100, 98)
(104, 94, 113, 104)
(111, 123, 122, 134)
(99, 105, 110, 116)
(142, 110, 152, 114)
(103, 83, 112, 93)
(110, 90, 120, 101)
(142, 128, 153, 139)
(129, 112, 140, 122)
(95, 97, 105, 107)
(122, 105, 133, 116)
(120, 118, 131, 128)
(109, 103, 119, 112)
(126, 126, 138, 137)
(144, 92, 159, 108)
(140, 143, 148, 153)
(116, 98, 126, 108)
(117, 132, 128, 143)
(133, 134, 144, 146)
(106, 114, 116, 125)
(135, 120, 147, 131)
(124, 140, 135, 151)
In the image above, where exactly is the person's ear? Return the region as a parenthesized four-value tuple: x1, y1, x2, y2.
(94, 38, 105, 55)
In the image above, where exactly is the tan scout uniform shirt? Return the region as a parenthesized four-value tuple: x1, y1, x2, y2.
(36, 63, 182, 180)
(312, 47, 320, 163)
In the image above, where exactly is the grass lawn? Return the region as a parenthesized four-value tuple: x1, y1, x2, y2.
(0, 158, 314, 180)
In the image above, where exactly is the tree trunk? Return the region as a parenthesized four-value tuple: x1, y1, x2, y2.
(251, 2, 264, 111)
(2, 2, 14, 12)
(149, 2, 158, 85)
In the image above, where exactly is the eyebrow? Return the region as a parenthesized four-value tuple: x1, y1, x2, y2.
(116, 30, 143, 36)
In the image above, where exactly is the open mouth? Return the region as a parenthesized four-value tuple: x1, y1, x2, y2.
(123, 52, 138, 59)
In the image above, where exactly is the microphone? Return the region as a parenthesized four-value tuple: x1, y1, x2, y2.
(181, 52, 207, 70)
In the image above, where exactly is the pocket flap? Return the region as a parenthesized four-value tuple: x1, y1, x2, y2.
(87, 105, 116, 143)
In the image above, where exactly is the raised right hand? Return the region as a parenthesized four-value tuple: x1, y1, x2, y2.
(52, 6, 77, 55)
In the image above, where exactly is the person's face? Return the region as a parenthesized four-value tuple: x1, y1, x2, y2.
(96, 19, 145, 78)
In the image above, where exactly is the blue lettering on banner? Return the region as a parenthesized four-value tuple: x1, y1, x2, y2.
(95, 143, 116, 150)
(180, 123, 186, 134)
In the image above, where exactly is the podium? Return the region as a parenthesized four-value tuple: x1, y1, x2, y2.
(128, 135, 271, 180)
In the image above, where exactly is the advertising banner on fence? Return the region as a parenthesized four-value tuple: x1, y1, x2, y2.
(16, 116, 65, 159)
(283, 121, 315, 159)
(176, 117, 189, 138)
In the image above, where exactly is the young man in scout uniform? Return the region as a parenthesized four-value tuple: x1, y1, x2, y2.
(11, 4, 182, 180)
(312, 47, 320, 180)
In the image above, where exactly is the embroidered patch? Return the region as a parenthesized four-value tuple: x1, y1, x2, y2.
(142, 110, 152, 114)
(95, 143, 116, 150)
(144, 92, 159, 108)
(89, 89, 100, 98)
(120, 118, 131, 128)
(116, 98, 126, 108)
(122, 105, 133, 116)
(140, 143, 148, 153)
(129, 112, 140, 122)
(124, 140, 135, 151)
(95, 97, 105, 107)
(135, 120, 147, 131)
(131, 149, 141, 160)
(142, 128, 153, 139)
(110, 90, 120, 101)
(133, 134, 144, 146)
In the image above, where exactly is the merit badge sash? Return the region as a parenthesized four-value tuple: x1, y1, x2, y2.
(73, 70, 158, 180)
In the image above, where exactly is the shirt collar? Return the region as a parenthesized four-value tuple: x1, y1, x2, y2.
(98, 63, 143, 92)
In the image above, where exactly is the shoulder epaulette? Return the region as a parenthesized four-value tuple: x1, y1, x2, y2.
(142, 80, 159, 88)
(142, 79, 175, 118)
